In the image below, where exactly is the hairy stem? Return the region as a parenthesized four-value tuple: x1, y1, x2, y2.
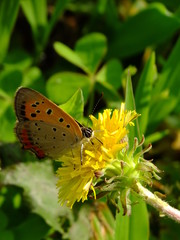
(135, 182, 180, 223)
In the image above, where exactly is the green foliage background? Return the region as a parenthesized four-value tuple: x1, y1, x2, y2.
(0, 0, 180, 239)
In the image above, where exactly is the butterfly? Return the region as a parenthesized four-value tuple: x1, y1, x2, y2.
(14, 87, 93, 159)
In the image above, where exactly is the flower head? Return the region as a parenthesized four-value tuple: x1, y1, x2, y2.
(56, 103, 139, 208)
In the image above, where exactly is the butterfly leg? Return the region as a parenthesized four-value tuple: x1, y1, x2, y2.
(70, 149, 76, 169)
(94, 137, 103, 145)
(90, 137, 103, 148)
(80, 143, 84, 165)
(71, 149, 74, 158)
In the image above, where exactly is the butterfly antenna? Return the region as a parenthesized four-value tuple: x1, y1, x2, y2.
(87, 92, 104, 126)
(92, 92, 104, 116)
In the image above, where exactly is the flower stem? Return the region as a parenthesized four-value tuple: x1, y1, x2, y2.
(134, 182, 180, 223)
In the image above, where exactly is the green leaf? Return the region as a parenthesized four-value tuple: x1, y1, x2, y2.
(0, 210, 8, 230)
(21, 0, 69, 52)
(96, 59, 123, 89)
(21, 0, 47, 27)
(145, 129, 170, 145)
(0, 98, 10, 117)
(129, 195, 149, 240)
(0, 69, 22, 97)
(149, 96, 177, 125)
(0, 0, 20, 62)
(13, 214, 49, 240)
(135, 52, 156, 135)
(115, 197, 149, 240)
(21, 0, 47, 52)
(59, 89, 84, 121)
(0, 69, 22, 142)
(3, 49, 33, 71)
(43, 0, 69, 47)
(114, 200, 129, 240)
(75, 33, 107, 74)
(0, 229, 14, 240)
(54, 33, 107, 75)
(154, 36, 180, 96)
(125, 74, 138, 150)
(149, 36, 180, 124)
(0, 105, 16, 142)
(124, 77, 149, 240)
(54, 42, 88, 73)
(95, 81, 121, 102)
(0, 161, 72, 233)
(108, 3, 180, 58)
(22, 67, 46, 94)
(46, 72, 91, 104)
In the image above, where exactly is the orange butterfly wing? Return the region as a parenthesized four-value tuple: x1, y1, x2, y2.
(15, 87, 83, 158)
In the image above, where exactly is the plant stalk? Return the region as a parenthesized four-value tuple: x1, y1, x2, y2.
(135, 182, 180, 223)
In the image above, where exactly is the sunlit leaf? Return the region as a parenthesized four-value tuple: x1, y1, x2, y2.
(0, 161, 72, 233)
(54, 41, 89, 73)
(96, 59, 123, 89)
(59, 89, 84, 121)
(47, 72, 91, 104)
(75, 33, 107, 74)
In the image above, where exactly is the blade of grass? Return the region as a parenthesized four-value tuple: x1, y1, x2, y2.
(0, 0, 20, 62)
(135, 52, 156, 135)
(21, 0, 47, 52)
(43, 0, 69, 47)
(117, 74, 149, 240)
(149, 37, 180, 125)
(125, 73, 140, 150)
(114, 200, 130, 240)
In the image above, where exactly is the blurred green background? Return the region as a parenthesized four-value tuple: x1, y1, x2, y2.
(0, 0, 180, 239)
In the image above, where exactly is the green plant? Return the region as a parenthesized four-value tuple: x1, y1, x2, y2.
(0, 1, 180, 239)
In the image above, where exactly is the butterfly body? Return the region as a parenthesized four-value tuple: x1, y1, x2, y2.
(15, 87, 93, 159)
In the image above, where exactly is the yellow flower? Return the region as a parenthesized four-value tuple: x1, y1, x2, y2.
(56, 103, 139, 208)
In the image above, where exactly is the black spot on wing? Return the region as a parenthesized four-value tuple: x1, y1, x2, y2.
(21, 110, 26, 116)
(46, 109, 52, 115)
(31, 113, 36, 118)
